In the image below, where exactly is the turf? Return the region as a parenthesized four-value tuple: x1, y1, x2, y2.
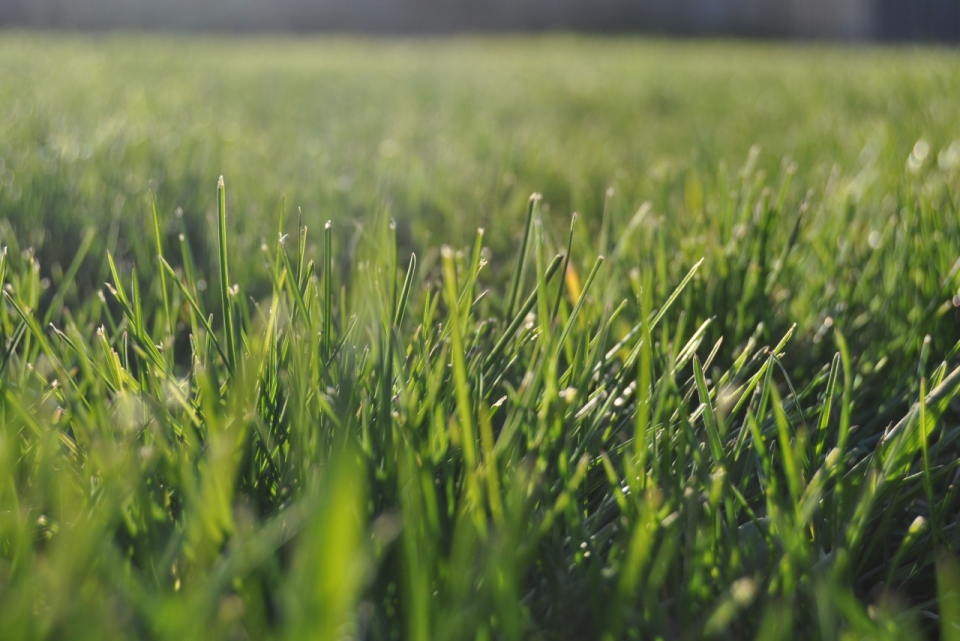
(2, 33, 960, 639)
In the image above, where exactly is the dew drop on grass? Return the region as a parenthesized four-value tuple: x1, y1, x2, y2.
(907, 139, 930, 172)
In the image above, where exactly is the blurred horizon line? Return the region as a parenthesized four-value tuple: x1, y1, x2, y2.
(0, 0, 958, 42)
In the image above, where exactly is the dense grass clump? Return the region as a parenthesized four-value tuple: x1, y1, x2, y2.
(3, 35, 960, 640)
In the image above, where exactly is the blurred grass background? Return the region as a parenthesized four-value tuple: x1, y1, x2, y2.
(4, 34, 960, 388)
(2, 34, 958, 278)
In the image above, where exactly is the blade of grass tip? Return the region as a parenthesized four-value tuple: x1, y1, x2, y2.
(130, 265, 147, 344)
(693, 354, 726, 469)
(3, 290, 57, 372)
(389, 219, 398, 318)
(769, 352, 808, 436)
(394, 252, 417, 328)
(301, 259, 315, 302)
(505, 193, 540, 321)
(919, 334, 932, 381)
(612, 202, 651, 261)
(931, 361, 948, 389)
(702, 336, 724, 376)
(470, 226, 484, 287)
(457, 227, 485, 320)
(552, 212, 577, 324)
(256, 267, 286, 380)
(130, 267, 166, 371)
(275, 194, 286, 282)
(441, 246, 482, 514)
(217, 176, 236, 368)
(555, 255, 604, 358)
(729, 323, 797, 422)
(340, 284, 349, 343)
(632, 270, 654, 492)
(649, 261, 703, 336)
(277, 245, 310, 323)
(534, 219, 550, 350)
(672, 318, 711, 375)
(105, 258, 163, 374)
(884, 515, 927, 586)
(533, 220, 561, 420)
(106, 251, 132, 312)
(919, 377, 937, 537)
(814, 352, 841, 463)
(297, 208, 306, 289)
(324, 220, 332, 362)
(835, 328, 853, 459)
(150, 191, 172, 337)
(770, 384, 802, 508)
(599, 187, 613, 258)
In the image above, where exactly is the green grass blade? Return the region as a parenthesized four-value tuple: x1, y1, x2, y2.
(694, 354, 725, 468)
(216, 176, 236, 368)
(150, 191, 172, 337)
(504, 193, 539, 321)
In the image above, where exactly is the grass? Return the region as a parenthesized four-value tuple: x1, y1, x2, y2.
(2, 33, 960, 639)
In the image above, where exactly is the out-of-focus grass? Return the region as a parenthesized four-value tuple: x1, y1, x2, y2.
(2, 34, 958, 289)
(2, 34, 960, 639)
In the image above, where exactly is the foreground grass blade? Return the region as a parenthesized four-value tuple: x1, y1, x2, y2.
(217, 176, 236, 368)
(504, 193, 539, 321)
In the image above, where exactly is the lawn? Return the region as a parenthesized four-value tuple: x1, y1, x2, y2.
(2, 33, 960, 639)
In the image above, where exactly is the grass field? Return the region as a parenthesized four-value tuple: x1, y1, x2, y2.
(2, 33, 960, 639)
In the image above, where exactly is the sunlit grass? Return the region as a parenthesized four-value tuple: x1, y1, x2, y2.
(2, 34, 960, 639)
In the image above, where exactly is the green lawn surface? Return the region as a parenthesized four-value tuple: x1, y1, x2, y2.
(1, 34, 960, 639)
